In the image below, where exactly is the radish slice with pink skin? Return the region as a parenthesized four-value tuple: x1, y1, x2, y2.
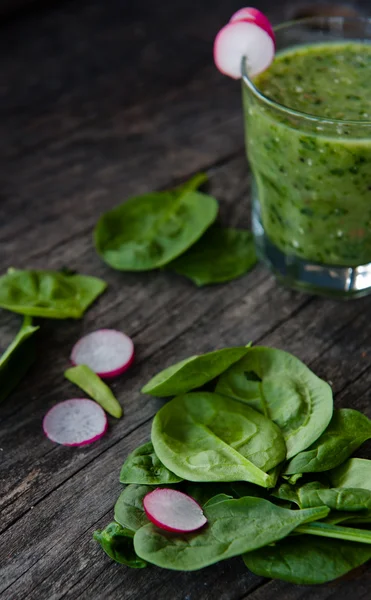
(229, 7, 275, 44)
(213, 20, 275, 79)
(71, 329, 134, 379)
(43, 398, 108, 446)
(143, 488, 208, 533)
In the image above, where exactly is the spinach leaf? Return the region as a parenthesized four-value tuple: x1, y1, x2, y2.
(271, 482, 301, 507)
(299, 487, 371, 512)
(141, 346, 251, 397)
(0, 269, 107, 319)
(133, 497, 328, 570)
(284, 409, 371, 474)
(168, 227, 257, 286)
(295, 521, 371, 544)
(119, 442, 183, 485)
(0, 316, 39, 403)
(151, 392, 287, 488)
(330, 458, 371, 491)
(93, 522, 147, 568)
(94, 174, 219, 271)
(181, 482, 237, 507)
(244, 535, 371, 584)
(114, 485, 152, 532)
(203, 494, 234, 508)
(65, 364, 122, 418)
(215, 346, 333, 459)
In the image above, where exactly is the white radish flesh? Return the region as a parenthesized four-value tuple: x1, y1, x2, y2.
(43, 398, 107, 446)
(71, 329, 134, 379)
(230, 7, 275, 44)
(143, 488, 207, 533)
(214, 20, 275, 79)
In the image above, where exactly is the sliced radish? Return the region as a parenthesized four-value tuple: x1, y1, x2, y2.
(71, 329, 134, 379)
(230, 7, 275, 44)
(214, 20, 275, 79)
(143, 488, 207, 533)
(43, 398, 108, 446)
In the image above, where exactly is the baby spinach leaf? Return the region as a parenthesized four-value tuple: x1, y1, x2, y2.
(330, 458, 371, 491)
(65, 365, 122, 418)
(244, 535, 371, 584)
(299, 487, 371, 512)
(168, 227, 257, 286)
(295, 521, 371, 544)
(133, 497, 328, 571)
(141, 346, 251, 397)
(271, 482, 301, 507)
(94, 174, 219, 271)
(181, 482, 237, 507)
(119, 442, 183, 485)
(93, 522, 147, 568)
(114, 485, 152, 532)
(0, 269, 107, 319)
(203, 494, 234, 508)
(151, 392, 287, 488)
(215, 346, 333, 459)
(284, 409, 371, 475)
(0, 316, 39, 403)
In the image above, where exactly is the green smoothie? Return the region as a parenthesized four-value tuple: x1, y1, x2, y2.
(244, 42, 371, 266)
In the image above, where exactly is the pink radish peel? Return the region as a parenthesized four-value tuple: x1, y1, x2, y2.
(43, 398, 107, 446)
(71, 329, 134, 379)
(230, 7, 275, 44)
(143, 488, 208, 533)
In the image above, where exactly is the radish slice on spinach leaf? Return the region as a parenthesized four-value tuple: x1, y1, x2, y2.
(143, 488, 207, 533)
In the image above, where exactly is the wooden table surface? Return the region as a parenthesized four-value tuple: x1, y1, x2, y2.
(1, 1, 371, 598)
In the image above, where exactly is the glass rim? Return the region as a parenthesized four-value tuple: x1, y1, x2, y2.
(241, 15, 371, 126)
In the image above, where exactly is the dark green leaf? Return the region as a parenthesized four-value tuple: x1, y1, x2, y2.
(94, 174, 219, 271)
(330, 458, 371, 491)
(114, 485, 152, 532)
(0, 269, 107, 319)
(216, 346, 333, 458)
(299, 487, 371, 512)
(168, 227, 257, 286)
(244, 535, 371, 584)
(119, 442, 183, 485)
(0, 316, 39, 403)
(133, 497, 328, 570)
(151, 392, 287, 488)
(141, 346, 251, 397)
(93, 522, 147, 568)
(65, 364, 122, 418)
(284, 409, 371, 474)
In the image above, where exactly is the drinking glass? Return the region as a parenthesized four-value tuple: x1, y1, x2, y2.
(242, 16, 371, 297)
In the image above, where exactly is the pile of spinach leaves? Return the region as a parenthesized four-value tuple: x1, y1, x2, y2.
(94, 174, 257, 286)
(94, 345, 371, 584)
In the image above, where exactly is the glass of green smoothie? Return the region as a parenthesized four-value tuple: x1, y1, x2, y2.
(242, 16, 371, 297)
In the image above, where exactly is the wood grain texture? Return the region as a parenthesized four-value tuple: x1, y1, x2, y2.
(1, 0, 371, 599)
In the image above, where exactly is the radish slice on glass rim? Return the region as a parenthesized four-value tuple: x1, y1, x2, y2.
(213, 10, 275, 79)
(43, 398, 108, 446)
(71, 329, 134, 379)
(143, 488, 208, 533)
